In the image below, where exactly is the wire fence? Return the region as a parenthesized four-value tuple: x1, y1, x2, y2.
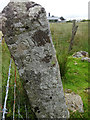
(0, 36, 2, 120)
(1, 59, 29, 119)
(2, 59, 12, 119)
(1, 35, 31, 119)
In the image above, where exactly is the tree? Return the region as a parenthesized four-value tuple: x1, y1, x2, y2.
(60, 16, 65, 21)
(52, 15, 55, 17)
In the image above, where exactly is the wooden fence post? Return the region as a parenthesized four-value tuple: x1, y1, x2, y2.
(68, 20, 78, 53)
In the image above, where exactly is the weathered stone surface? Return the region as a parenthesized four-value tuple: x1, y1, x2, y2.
(72, 51, 90, 62)
(2, 1, 69, 118)
(73, 51, 88, 58)
(81, 57, 90, 62)
(0, 13, 7, 31)
(65, 92, 84, 113)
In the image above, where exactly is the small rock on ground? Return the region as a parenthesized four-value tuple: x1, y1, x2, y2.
(65, 91, 84, 113)
(73, 51, 88, 58)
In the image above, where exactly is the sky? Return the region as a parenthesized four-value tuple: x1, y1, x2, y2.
(0, 0, 89, 20)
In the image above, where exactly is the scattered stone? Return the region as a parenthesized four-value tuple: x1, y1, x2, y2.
(73, 51, 90, 63)
(73, 51, 88, 58)
(65, 89, 72, 93)
(84, 88, 90, 94)
(74, 72, 79, 75)
(74, 61, 78, 65)
(88, 59, 90, 63)
(81, 51, 88, 57)
(81, 57, 90, 63)
(2, 1, 69, 119)
(65, 92, 84, 113)
(73, 52, 83, 58)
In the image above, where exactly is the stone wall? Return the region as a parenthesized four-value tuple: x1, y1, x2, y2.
(2, 1, 69, 118)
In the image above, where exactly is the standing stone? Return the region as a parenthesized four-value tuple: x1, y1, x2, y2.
(2, 1, 69, 118)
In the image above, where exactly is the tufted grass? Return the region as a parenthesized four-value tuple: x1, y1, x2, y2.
(50, 22, 88, 53)
(62, 57, 89, 119)
(50, 22, 89, 119)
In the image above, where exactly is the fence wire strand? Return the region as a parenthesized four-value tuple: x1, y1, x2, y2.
(2, 59, 12, 119)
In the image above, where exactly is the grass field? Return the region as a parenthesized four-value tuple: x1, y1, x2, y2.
(0, 21, 89, 119)
(50, 22, 89, 119)
(63, 57, 88, 118)
(50, 22, 88, 53)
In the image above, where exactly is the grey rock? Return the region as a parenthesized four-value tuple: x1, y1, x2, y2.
(73, 51, 90, 62)
(65, 92, 84, 113)
(81, 57, 90, 63)
(73, 52, 83, 58)
(84, 87, 90, 94)
(73, 51, 88, 58)
(0, 13, 7, 31)
(81, 51, 88, 57)
(2, 1, 69, 118)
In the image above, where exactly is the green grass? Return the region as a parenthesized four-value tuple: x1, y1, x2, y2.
(50, 22, 88, 77)
(62, 57, 88, 118)
(50, 22, 89, 118)
(0, 32, 2, 112)
(50, 22, 88, 53)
